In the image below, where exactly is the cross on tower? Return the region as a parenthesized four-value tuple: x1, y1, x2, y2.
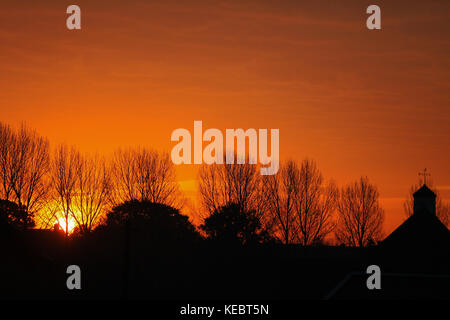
(419, 168, 431, 185)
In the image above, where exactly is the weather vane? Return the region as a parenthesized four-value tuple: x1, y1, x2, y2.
(419, 168, 431, 185)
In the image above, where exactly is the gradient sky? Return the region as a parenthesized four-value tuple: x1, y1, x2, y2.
(1, 0, 449, 234)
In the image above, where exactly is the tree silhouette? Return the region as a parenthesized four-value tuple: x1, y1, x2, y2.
(51, 145, 81, 237)
(0, 122, 50, 215)
(72, 154, 111, 233)
(50, 146, 112, 235)
(335, 176, 384, 247)
(110, 148, 184, 209)
(264, 160, 299, 244)
(0, 123, 14, 201)
(198, 155, 263, 214)
(295, 159, 337, 246)
(0, 199, 34, 232)
(197, 156, 273, 235)
(264, 159, 337, 245)
(101, 200, 199, 243)
(200, 203, 270, 245)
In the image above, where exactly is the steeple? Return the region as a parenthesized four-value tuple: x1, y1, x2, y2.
(413, 184, 436, 216)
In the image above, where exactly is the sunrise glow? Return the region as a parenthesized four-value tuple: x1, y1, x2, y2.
(57, 217, 77, 234)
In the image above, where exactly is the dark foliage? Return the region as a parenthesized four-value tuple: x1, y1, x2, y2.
(200, 203, 272, 245)
(0, 199, 34, 234)
(96, 200, 200, 243)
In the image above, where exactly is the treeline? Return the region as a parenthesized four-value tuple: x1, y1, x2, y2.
(0, 121, 383, 246)
(198, 159, 384, 246)
(1, 121, 446, 247)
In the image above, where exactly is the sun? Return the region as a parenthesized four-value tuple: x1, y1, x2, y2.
(57, 217, 77, 234)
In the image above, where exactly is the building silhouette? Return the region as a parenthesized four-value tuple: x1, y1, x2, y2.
(382, 184, 450, 251)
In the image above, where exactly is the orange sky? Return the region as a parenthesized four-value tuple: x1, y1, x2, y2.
(1, 0, 449, 235)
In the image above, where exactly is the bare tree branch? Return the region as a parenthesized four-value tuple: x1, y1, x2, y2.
(335, 176, 384, 247)
(111, 147, 183, 209)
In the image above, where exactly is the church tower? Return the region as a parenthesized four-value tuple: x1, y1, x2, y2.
(382, 177, 449, 250)
(413, 184, 436, 216)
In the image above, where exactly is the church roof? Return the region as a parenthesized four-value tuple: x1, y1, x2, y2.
(413, 184, 436, 198)
(382, 212, 450, 250)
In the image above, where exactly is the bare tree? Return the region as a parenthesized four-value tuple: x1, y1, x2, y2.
(437, 202, 450, 228)
(294, 159, 337, 246)
(111, 148, 183, 208)
(198, 155, 272, 233)
(0, 122, 15, 201)
(264, 160, 299, 244)
(73, 155, 111, 233)
(403, 183, 449, 228)
(11, 124, 50, 214)
(49, 148, 112, 234)
(34, 197, 60, 230)
(0, 122, 50, 215)
(335, 176, 384, 247)
(265, 159, 336, 245)
(198, 157, 261, 215)
(52, 145, 81, 237)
